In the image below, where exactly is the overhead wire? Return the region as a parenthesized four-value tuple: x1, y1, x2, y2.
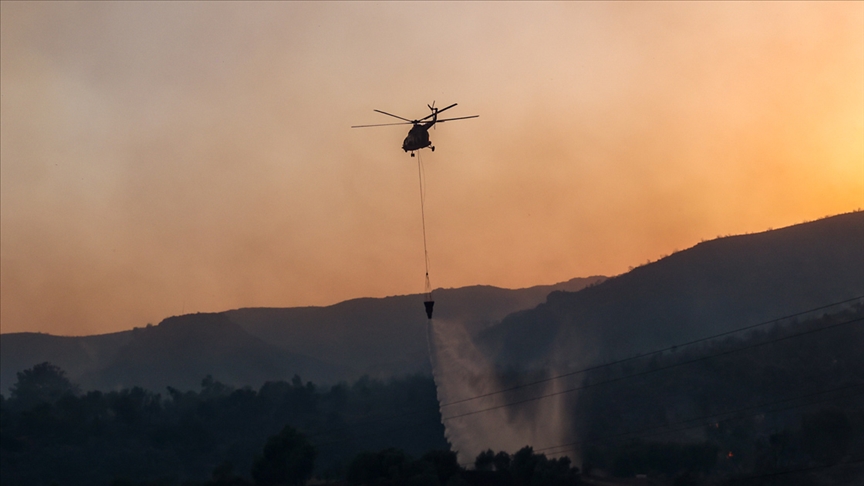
(440, 295, 864, 408)
(309, 298, 863, 438)
(316, 355, 864, 453)
(454, 383, 864, 466)
(724, 457, 864, 484)
(309, 299, 863, 448)
(536, 382, 864, 457)
(441, 313, 864, 422)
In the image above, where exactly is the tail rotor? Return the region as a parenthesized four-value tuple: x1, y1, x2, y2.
(428, 101, 437, 129)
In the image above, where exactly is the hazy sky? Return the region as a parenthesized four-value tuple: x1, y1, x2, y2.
(2, 2, 862, 336)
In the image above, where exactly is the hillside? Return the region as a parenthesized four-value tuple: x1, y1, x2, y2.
(0, 332, 132, 392)
(2, 303, 860, 486)
(226, 277, 605, 380)
(479, 211, 864, 369)
(2, 212, 863, 485)
(85, 313, 347, 392)
(0, 277, 604, 393)
(4, 211, 861, 395)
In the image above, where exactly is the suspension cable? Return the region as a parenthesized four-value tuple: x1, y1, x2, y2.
(417, 152, 432, 298)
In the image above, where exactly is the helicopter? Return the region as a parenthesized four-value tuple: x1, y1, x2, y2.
(351, 102, 478, 156)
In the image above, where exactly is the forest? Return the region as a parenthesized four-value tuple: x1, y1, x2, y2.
(1, 366, 444, 484)
(1, 305, 862, 485)
(570, 303, 864, 484)
(0, 363, 583, 485)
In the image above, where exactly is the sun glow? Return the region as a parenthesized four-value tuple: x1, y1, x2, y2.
(1, 2, 862, 335)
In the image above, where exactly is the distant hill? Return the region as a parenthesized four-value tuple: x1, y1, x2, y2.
(0, 277, 604, 393)
(83, 313, 349, 392)
(226, 277, 606, 381)
(0, 331, 132, 390)
(479, 211, 864, 369)
(5, 212, 861, 395)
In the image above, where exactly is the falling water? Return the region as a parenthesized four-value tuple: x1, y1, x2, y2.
(426, 318, 576, 465)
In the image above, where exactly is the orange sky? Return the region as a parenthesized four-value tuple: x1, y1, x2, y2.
(1, 2, 862, 336)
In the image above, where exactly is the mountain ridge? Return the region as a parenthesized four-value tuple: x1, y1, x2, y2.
(0, 277, 605, 393)
(478, 211, 864, 369)
(3, 211, 861, 394)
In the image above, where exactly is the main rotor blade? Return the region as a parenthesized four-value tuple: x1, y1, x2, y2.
(351, 121, 415, 128)
(373, 109, 414, 123)
(433, 115, 479, 123)
(418, 102, 458, 122)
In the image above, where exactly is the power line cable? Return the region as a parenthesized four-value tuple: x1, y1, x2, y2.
(442, 315, 863, 422)
(310, 310, 863, 448)
(536, 382, 864, 457)
(308, 299, 862, 439)
(725, 457, 864, 484)
(456, 383, 864, 466)
(450, 383, 864, 466)
(441, 295, 864, 408)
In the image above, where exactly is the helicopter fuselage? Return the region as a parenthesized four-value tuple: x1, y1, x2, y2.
(402, 122, 434, 153)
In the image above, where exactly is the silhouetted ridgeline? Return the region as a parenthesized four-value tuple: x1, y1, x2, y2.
(0, 277, 604, 394)
(2, 305, 861, 485)
(1, 212, 863, 485)
(223, 278, 604, 382)
(479, 211, 864, 369)
(5, 213, 860, 396)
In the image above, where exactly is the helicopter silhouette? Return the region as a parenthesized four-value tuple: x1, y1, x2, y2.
(352, 102, 478, 156)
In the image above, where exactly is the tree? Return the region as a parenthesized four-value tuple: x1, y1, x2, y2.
(420, 449, 460, 484)
(346, 448, 411, 484)
(9, 362, 79, 409)
(511, 446, 541, 484)
(251, 425, 316, 486)
(800, 409, 852, 463)
(474, 450, 495, 471)
(493, 451, 512, 473)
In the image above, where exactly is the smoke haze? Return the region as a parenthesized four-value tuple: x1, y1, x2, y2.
(2, 2, 862, 335)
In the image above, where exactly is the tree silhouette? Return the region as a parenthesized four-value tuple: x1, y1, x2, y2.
(251, 425, 316, 486)
(9, 362, 79, 409)
(346, 448, 412, 484)
(419, 449, 460, 484)
(474, 449, 495, 471)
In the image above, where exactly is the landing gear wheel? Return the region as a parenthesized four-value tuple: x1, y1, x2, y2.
(431, 146, 435, 152)
(411, 152, 415, 157)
